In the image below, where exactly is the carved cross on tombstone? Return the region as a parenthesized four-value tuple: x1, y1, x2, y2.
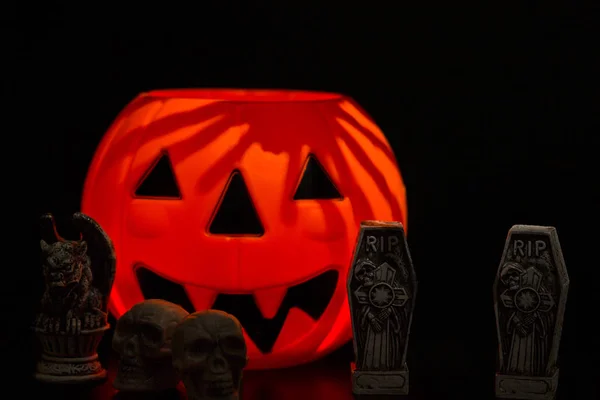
(354, 262, 409, 309)
(348, 221, 417, 396)
(494, 225, 569, 400)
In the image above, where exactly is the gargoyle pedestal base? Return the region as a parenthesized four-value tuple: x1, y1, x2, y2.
(495, 369, 559, 400)
(351, 362, 409, 396)
(34, 325, 109, 384)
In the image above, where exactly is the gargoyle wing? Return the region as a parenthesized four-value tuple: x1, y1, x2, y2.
(72, 212, 116, 308)
(40, 213, 62, 244)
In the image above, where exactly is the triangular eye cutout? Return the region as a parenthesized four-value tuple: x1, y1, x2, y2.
(209, 170, 264, 236)
(134, 152, 181, 198)
(293, 154, 343, 200)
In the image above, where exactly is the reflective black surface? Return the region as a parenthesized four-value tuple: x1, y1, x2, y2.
(23, 339, 589, 400)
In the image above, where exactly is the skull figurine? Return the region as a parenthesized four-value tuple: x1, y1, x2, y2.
(172, 310, 247, 400)
(112, 299, 189, 391)
(500, 261, 525, 291)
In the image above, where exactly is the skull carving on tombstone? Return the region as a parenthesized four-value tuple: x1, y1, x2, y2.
(500, 262, 524, 291)
(112, 299, 189, 391)
(172, 310, 247, 400)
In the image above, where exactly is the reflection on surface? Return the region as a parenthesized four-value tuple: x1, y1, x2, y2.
(242, 361, 353, 400)
(28, 348, 356, 400)
(112, 388, 184, 400)
(23, 327, 577, 399)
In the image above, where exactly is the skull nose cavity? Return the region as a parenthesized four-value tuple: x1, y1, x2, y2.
(208, 355, 228, 374)
(124, 339, 138, 358)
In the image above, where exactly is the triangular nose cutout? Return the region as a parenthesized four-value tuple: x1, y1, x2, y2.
(209, 171, 264, 236)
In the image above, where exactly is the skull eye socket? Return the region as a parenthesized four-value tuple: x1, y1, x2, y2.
(116, 319, 134, 333)
(113, 319, 135, 347)
(220, 335, 245, 354)
(140, 323, 164, 347)
(189, 337, 214, 355)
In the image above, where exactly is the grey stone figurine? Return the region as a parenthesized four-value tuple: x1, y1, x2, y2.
(34, 212, 116, 383)
(172, 310, 248, 400)
(348, 221, 417, 396)
(113, 299, 190, 392)
(494, 225, 569, 400)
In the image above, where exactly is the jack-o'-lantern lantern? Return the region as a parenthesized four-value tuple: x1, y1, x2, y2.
(82, 89, 407, 369)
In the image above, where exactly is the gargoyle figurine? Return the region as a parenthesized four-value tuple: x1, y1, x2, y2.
(37, 212, 115, 333)
(34, 212, 116, 383)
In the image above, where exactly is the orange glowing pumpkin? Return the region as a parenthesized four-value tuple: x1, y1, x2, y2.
(82, 89, 407, 369)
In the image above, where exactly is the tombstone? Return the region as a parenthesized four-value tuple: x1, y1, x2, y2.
(493, 225, 569, 400)
(348, 221, 417, 396)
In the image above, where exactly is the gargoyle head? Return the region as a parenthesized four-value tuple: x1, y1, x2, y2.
(41, 239, 89, 289)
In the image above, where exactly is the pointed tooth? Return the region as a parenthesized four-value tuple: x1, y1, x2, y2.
(241, 330, 261, 355)
(272, 308, 316, 352)
(253, 287, 288, 319)
(184, 285, 218, 310)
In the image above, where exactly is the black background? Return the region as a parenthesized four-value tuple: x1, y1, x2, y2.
(6, 3, 598, 398)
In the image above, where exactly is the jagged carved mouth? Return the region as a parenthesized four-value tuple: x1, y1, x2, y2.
(136, 267, 338, 353)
